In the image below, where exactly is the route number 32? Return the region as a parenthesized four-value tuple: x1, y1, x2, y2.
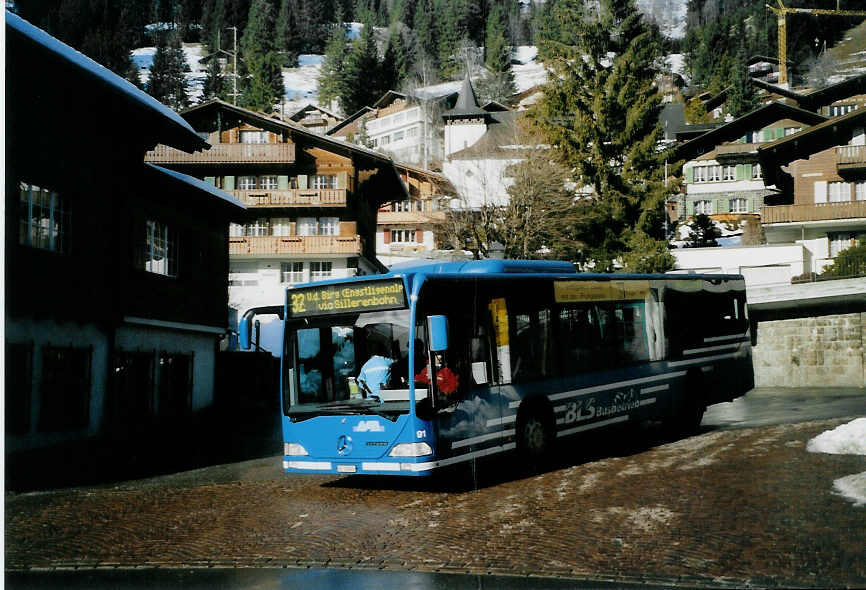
(564, 398, 595, 424)
(290, 293, 306, 313)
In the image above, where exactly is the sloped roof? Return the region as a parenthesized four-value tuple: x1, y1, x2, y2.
(447, 111, 528, 160)
(288, 103, 342, 122)
(675, 102, 828, 161)
(146, 164, 245, 212)
(325, 106, 375, 136)
(442, 76, 488, 119)
(373, 90, 407, 109)
(6, 11, 207, 155)
(758, 107, 866, 184)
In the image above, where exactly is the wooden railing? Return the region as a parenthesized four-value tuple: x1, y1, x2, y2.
(377, 210, 447, 224)
(836, 145, 866, 168)
(232, 188, 347, 207)
(229, 235, 361, 256)
(145, 143, 296, 164)
(761, 200, 866, 223)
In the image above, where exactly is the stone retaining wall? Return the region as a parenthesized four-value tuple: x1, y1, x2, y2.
(752, 312, 866, 387)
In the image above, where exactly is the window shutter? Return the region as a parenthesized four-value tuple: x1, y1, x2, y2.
(277, 175, 289, 190)
(736, 164, 745, 180)
(298, 175, 308, 189)
(685, 167, 694, 183)
(743, 164, 752, 179)
(224, 176, 235, 190)
(776, 128, 785, 140)
(204, 176, 216, 185)
(761, 129, 771, 142)
(384, 229, 391, 244)
(814, 181, 828, 203)
(687, 201, 695, 216)
(337, 171, 348, 189)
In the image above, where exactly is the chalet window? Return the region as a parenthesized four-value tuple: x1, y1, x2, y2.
(281, 262, 305, 284)
(391, 229, 417, 243)
(272, 218, 293, 236)
(829, 105, 857, 117)
(310, 261, 332, 281)
(828, 182, 851, 203)
(829, 233, 857, 257)
(142, 220, 178, 277)
(240, 130, 268, 144)
(393, 130, 405, 141)
(229, 223, 243, 237)
(318, 217, 339, 235)
(407, 126, 419, 138)
(855, 182, 866, 201)
(723, 165, 736, 181)
(238, 176, 258, 190)
(695, 200, 713, 215)
(752, 164, 762, 179)
(729, 198, 748, 213)
(297, 217, 318, 236)
(39, 345, 91, 432)
(260, 176, 278, 190)
(784, 127, 801, 136)
(245, 218, 271, 236)
(311, 175, 337, 189)
(19, 182, 69, 253)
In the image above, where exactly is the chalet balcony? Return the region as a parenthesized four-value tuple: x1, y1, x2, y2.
(232, 188, 347, 207)
(761, 200, 866, 224)
(229, 235, 361, 256)
(715, 143, 758, 158)
(146, 143, 296, 164)
(377, 210, 447, 224)
(836, 145, 866, 171)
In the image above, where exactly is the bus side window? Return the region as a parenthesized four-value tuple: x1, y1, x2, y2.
(558, 306, 599, 375)
(510, 308, 554, 383)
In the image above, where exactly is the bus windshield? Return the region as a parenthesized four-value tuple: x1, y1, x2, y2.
(284, 309, 427, 418)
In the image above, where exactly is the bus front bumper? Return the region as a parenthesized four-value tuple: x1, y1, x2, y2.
(282, 459, 437, 476)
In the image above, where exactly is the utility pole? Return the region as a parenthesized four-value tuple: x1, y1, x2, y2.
(219, 26, 240, 105)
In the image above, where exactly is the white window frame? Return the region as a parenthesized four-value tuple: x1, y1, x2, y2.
(855, 181, 866, 201)
(259, 175, 278, 190)
(729, 198, 748, 213)
(143, 219, 178, 277)
(390, 229, 417, 243)
(318, 217, 339, 236)
(239, 130, 267, 144)
(723, 165, 736, 181)
(752, 164, 762, 180)
(281, 261, 305, 285)
(238, 176, 258, 190)
(311, 175, 337, 190)
(695, 200, 713, 215)
(19, 182, 69, 253)
(297, 217, 318, 236)
(310, 261, 333, 281)
(828, 181, 851, 203)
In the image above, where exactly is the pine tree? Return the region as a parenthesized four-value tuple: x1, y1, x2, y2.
(413, 0, 439, 74)
(726, 34, 758, 118)
(438, 0, 465, 80)
(202, 54, 226, 101)
(147, 29, 190, 111)
(382, 26, 409, 92)
(340, 13, 381, 114)
(531, 0, 671, 272)
(317, 19, 350, 112)
(480, 4, 515, 104)
(276, 0, 301, 67)
(240, 0, 284, 112)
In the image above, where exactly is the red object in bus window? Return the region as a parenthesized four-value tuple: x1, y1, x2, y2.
(415, 366, 460, 395)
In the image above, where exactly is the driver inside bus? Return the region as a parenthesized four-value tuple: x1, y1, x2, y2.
(357, 350, 394, 398)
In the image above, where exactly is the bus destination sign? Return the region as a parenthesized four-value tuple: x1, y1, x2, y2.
(288, 278, 408, 317)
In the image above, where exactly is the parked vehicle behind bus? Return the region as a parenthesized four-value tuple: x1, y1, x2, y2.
(240, 260, 754, 476)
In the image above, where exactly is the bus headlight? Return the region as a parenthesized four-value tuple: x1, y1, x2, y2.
(285, 442, 308, 456)
(389, 442, 433, 457)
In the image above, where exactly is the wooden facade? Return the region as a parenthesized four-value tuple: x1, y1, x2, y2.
(5, 14, 245, 453)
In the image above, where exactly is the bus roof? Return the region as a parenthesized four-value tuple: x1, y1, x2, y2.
(387, 259, 578, 275)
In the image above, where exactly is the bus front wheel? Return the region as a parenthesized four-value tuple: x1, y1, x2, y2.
(517, 404, 555, 468)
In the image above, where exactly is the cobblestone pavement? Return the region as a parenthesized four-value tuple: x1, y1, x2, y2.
(6, 417, 866, 588)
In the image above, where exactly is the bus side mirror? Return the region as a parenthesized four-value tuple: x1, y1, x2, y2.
(427, 315, 449, 352)
(239, 311, 253, 350)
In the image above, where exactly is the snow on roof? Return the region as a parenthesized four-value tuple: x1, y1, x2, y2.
(146, 163, 245, 210)
(6, 11, 203, 150)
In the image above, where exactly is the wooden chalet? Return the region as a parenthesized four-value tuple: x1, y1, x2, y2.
(5, 13, 245, 453)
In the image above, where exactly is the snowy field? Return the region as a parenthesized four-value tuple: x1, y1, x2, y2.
(807, 418, 866, 507)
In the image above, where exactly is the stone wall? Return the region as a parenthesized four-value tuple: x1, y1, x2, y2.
(752, 312, 866, 387)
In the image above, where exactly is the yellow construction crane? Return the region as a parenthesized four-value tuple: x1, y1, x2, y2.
(767, 0, 866, 86)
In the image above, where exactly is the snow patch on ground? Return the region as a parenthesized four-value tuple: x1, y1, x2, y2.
(807, 418, 866, 455)
(808, 418, 866, 508)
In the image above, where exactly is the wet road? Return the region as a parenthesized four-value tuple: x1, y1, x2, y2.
(702, 386, 866, 430)
(6, 387, 865, 590)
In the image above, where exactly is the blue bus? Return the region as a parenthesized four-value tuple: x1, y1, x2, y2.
(239, 260, 754, 476)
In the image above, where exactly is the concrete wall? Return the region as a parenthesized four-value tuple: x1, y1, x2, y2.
(752, 312, 865, 387)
